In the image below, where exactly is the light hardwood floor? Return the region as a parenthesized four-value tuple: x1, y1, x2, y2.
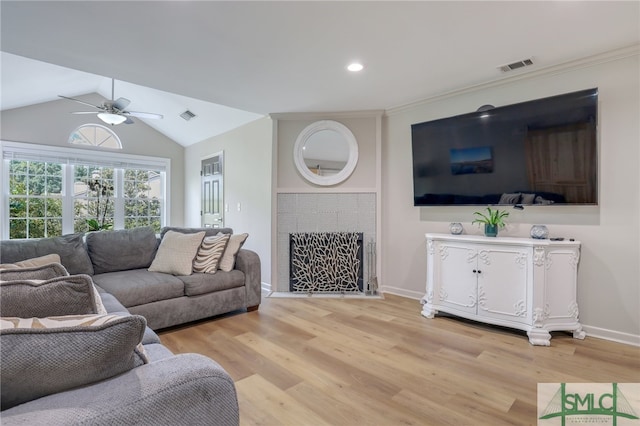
(159, 294, 640, 426)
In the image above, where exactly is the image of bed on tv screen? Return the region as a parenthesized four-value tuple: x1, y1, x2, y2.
(414, 191, 566, 206)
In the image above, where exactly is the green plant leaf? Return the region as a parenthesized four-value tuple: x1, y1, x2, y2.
(86, 218, 101, 231)
(472, 207, 509, 227)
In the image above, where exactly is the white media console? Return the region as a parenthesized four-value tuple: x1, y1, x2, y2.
(421, 233, 585, 346)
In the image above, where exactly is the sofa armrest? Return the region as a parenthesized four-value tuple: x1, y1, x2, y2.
(1, 353, 239, 426)
(234, 249, 261, 309)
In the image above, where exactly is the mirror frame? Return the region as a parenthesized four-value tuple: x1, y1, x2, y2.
(293, 120, 359, 186)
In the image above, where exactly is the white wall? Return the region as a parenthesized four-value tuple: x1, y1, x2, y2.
(184, 117, 272, 287)
(0, 94, 185, 225)
(383, 50, 640, 345)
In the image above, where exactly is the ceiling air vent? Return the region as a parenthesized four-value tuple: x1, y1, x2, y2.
(498, 58, 534, 73)
(180, 110, 197, 121)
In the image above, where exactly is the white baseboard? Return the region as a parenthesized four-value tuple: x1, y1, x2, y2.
(379, 285, 424, 300)
(582, 325, 640, 347)
(261, 282, 272, 293)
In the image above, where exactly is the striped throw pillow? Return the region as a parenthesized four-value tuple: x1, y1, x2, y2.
(193, 233, 230, 274)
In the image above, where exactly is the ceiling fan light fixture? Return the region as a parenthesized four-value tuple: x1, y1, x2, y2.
(97, 112, 126, 125)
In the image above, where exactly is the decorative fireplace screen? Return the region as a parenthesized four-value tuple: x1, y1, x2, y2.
(289, 232, 363, 293)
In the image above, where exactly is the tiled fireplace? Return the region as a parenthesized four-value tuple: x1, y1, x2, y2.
(277, 193, 376, 293)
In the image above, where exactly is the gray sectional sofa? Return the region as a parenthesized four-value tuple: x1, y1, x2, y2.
(0, 226, 261, 424)
(0, 226, 261, 330)
(0, 264, 240, 425)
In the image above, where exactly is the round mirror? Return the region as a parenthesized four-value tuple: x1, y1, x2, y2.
(293, 120, 358, 186)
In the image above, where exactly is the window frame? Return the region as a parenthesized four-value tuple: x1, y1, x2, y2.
(68, 123, 123, 149)
(1, 141, 171, 239)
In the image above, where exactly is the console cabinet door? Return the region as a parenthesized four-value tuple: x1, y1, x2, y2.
(434, 242, 477, 316)
(476, 245, 532, 325)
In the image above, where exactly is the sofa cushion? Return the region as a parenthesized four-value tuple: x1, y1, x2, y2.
(93, 290, 160, 345)
(0, 253, 61, 269)
(0, 262, 69, 281)
(97, 289, 129, 314)
(219, 233, 249, 272)
(193, 233, 230, 274)
(0, 314, 148, 410)
(92, 269, 185, 308)
(0, 275, 105, 317)
(0, 233, 94, 275)
(148, 231, 205, 276)
(86, 226, 159, 274)
(179, 270, 245, 297)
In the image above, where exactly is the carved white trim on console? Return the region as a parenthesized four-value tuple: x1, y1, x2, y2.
(438, 245, 449, 261)
(513, 300, 527, 317)
(534, 247, 546, 267)
(427, 239, 435, 255)
(533, 304, 550, 328)
(421, 233, 583, 346)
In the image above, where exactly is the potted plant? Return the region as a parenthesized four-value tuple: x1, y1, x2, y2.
(472, 207, 509, 237)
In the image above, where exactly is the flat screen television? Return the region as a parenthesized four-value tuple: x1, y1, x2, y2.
(411, 88, 598, 206)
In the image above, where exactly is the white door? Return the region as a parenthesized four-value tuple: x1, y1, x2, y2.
(201, 153, 224, 228)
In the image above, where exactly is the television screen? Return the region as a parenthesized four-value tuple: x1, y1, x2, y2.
(411, 88, 598, 206)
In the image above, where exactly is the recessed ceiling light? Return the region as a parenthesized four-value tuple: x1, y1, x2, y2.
(347, 62, 364, 72)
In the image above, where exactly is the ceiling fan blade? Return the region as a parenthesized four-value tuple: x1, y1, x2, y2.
(125, 111, 163, 119)
(113, 97, 131, 111)
(71, 111, 99, 115)
(58, 95, 102, 109)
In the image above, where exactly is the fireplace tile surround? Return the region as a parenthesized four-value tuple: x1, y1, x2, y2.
(277, 193, 376, 293)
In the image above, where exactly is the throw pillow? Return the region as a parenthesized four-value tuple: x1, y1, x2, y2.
(148, 230, 205, 276)
(534, 195, 555, 205)
(0, 274, 107, 318)
(218, 233, 249, 272)
(498, 193, 521, 205)
(193, 233, 231, 274)
(0, 262, 69, 281)
(519, 193, 536, 205)
(0, 314, 148, 410)
(0, 253, 62, 269)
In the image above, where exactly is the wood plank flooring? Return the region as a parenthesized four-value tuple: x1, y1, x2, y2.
(159, 294, 640, 426)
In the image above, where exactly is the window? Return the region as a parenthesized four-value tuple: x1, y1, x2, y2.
(68, 124, 122, 149)
(2, 142, 169, 239)
(8, 160, 63, 239)
(73, 165, 115, 232)
(124, 169, 162, 230)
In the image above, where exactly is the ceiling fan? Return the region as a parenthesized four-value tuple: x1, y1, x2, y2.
(59, 78, 163, 125)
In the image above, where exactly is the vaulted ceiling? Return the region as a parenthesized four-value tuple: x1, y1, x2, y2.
(1, 1, 638, 146)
